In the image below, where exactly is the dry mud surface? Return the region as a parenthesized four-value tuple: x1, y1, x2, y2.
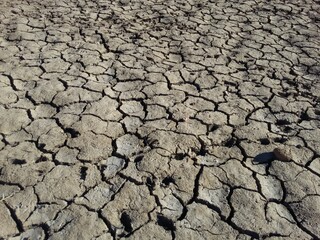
(0, 0, 320, 239)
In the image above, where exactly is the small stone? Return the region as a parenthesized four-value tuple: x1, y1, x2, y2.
(273, 148, 291, 162)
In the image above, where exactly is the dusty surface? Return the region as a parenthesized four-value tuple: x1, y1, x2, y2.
(0, 0, 320, 239)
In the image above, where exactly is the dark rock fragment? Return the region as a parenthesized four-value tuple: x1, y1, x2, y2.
(273, 148, 291, 162)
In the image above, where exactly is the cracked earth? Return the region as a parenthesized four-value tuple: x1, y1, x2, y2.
(0, 0, 319, 239)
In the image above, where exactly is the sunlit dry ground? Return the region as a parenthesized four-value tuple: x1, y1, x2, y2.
(0, 0, 319, 239)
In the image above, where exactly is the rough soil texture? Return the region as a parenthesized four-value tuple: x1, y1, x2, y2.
(0, 0, 320, 239)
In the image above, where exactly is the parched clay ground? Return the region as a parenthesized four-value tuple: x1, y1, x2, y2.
(0, 0, 319, 239)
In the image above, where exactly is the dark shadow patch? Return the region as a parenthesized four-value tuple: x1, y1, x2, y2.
(36, 155, 49, 163)
(146, 177, 155, 189)
(38, 143, 46, 150)
(224, 80, 237, 86)
(259, 138, 270, 145)
(12, 159, 26, 165)
(274, 137, 287, 143)
(299, 112, 310, 121)
(120, 212, 133, 232)
(276, 119, 290, 125)
(80, 166, 88, 180)
(162, 176, 175, 187)
(37, 170, 45, 176)
(209, 124, 219, 132)
(283, 126, 293, 133)
(134, 155, 144, 163)
(65, 128, 80, 138)
(175, 153, 186, 160)
(253, 152, 275, 164)
(144, 137, 159, 148)
(225, 138, 236, 148)
(157, 215, 175, 231)
(289, 69, 298, 76)
(278, 92, 290, 98)
(286, 79, 298, 87)
(39, 223, 50, 239)
(302, 84, 311, 90)
(196, 145, 207, 156)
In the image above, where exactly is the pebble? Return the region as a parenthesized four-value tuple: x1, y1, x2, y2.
(273, 148, 292, 162)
